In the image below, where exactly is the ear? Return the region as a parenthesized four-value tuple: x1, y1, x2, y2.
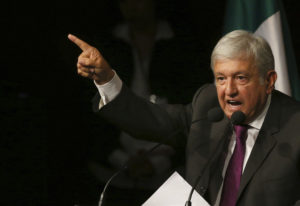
(265, 70, 277, 94)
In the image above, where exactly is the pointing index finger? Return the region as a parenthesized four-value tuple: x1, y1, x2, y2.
(68, 34, 91, 51)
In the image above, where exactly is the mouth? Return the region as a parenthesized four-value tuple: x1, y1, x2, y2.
(227, 100, 242, 106)
(226, 100, 243, 111)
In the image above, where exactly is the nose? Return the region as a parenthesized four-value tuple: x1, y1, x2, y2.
(225, 78, 238, 97)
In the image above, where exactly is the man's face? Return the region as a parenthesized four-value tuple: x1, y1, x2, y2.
(214, 58, 276, 123)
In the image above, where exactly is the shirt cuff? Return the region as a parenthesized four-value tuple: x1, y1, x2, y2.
(94, 70, 123, 108)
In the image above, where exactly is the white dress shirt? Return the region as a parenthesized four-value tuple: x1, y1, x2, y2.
(95, 70, 122, 109)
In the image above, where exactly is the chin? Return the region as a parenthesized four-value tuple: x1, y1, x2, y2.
(224, 111, 232, 120)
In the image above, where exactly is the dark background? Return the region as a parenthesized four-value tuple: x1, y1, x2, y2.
(2, 0, 300, 205)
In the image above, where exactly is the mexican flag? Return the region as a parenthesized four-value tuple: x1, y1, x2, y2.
(224, 0, 300, 100)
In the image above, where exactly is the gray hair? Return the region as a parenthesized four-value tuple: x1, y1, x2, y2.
(211, 30, 274, 78)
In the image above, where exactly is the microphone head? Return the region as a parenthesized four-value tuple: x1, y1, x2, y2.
(207, 107, 224, 122)
(231, 111, 246, 125)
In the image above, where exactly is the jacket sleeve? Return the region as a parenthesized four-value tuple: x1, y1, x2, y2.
(92, 84, 195, 147)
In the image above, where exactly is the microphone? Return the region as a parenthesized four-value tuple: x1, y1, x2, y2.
(185, 110, 246, 205)
(230, 111, 246, 125)
(98, 127, 184, 206)
(185, 107, 224, 206)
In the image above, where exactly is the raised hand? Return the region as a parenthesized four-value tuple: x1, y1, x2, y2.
(68, 34, 114, 85)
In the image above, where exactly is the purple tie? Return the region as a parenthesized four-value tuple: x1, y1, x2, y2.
(220, 125, 248, 206)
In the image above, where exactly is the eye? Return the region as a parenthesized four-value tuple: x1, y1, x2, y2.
(216, 76, 226, 84)
(237, 75, 245, 79)
(236, 75, 248, 83)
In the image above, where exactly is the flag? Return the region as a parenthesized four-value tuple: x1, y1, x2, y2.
(223, 0, 300, 100)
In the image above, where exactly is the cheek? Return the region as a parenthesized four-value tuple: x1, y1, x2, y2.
(240, 89, 260, 111)
(216, 86, 224, 97)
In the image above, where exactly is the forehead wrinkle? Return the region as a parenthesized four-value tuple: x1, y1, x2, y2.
(215, 69, 250, 76)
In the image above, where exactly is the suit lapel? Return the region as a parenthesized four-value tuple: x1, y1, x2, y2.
(237, 127, 277, 199)
(237, 92, 281, 201)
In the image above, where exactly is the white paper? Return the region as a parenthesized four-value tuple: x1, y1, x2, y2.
(142, 171, 210, 206)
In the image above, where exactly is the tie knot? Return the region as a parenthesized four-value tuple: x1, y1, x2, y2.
(234, 125, 248, 141)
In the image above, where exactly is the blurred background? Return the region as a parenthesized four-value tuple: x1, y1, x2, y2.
(2, 0, 300, 205)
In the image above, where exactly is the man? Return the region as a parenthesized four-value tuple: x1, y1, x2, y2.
(68, 30, 300, 206)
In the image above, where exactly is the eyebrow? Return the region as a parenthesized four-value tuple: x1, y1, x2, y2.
(214, 71, 249, 76)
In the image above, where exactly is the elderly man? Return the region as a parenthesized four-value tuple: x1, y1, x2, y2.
(68, 30, 300, 206)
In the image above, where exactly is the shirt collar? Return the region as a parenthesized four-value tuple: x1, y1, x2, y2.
(248, 94, 272, 130)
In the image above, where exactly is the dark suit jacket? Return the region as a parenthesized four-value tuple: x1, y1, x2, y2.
(94, 83, 300, 206)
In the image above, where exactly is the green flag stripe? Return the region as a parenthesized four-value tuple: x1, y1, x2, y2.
(224, 0, 279, 33)
(279, 0, 300, 100)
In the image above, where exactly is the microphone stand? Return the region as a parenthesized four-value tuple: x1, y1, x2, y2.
(184, 129, 229, 206)
(98, 165, 126, 206)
